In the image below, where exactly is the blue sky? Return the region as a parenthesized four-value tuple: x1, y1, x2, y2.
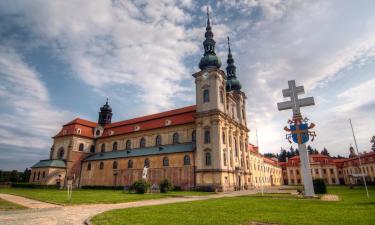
(0, 0, 375, 170)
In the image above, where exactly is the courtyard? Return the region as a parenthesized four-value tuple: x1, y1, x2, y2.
(0, 186, 373, 225)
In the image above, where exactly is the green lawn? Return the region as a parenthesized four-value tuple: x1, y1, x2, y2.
(0, 188, 212, 205)
(92, 186, 375, 225)
(0, 198, 25, 210)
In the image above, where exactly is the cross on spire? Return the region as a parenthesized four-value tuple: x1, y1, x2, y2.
(277, 80, 315, 118)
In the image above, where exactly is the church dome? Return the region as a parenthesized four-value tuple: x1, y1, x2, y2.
(100, 100, 112, 112)
(199, 54, 222, 70)
(226, 78, 242, 92)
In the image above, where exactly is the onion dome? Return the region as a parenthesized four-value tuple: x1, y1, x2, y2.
(225, 37, 242, 92)
(199, 7, 222, 70)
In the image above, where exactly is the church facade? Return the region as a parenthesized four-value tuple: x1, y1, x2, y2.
(29, 12, 282, 191)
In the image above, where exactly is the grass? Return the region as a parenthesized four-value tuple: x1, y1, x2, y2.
(0, 188, 213, 205)
(91, 186, 375, 225)
(0, 198, 25, 211)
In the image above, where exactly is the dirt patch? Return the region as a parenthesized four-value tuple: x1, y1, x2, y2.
(320, 194, 339, 201)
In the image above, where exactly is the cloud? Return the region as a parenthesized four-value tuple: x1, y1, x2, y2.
(0, 47, 71, 151)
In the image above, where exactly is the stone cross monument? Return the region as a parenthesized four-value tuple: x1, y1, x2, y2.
(277, 80, 316, 197)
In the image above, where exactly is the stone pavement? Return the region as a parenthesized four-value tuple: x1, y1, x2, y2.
(0, 193, 60, 209)
(0, 187, 293, 225)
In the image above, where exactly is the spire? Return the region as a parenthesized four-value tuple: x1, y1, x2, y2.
(199, 7, 221, 70)
(225, 36, 241, 92)
(226, 37, 236, 77)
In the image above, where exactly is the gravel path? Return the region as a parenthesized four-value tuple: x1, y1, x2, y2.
(0, 187, 292, 225)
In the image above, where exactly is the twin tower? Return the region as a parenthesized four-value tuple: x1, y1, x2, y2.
(193, 9, 249, 191)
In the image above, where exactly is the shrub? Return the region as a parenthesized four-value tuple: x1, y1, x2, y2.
(173, 186, 182, 191)
(11, 183, 57, 189)
(159, 179, 173, 193)
(313, 179, 327, 194)
(130, 180, 150, 194)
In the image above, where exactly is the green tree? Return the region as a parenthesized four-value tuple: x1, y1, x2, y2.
(321, 147, 330, 156)
(9, 170, 19, 182)
(370, 136, 375, 152)
(307, 145, 314, 154)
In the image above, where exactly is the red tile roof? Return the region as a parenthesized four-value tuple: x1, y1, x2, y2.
(101, 105, 196, 138)
(54, 105, 197, 139)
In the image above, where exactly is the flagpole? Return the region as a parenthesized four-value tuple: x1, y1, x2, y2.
(349, 119, 369, 198)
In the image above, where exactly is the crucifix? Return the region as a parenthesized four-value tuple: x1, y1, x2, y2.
(277, 80, 316, 197)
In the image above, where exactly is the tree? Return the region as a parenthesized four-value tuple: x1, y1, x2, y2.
(314, 149, 319, 154)
(321, 147, 330, 156)
(295, 149, 299, 156)
(289, 146, 295, 157)
(264, 153, 277, 158)
(21, 168, 31, 182)
(9, 170, 19, 182)
(278, 148, 287, 162)
(307, 145, 314, 154)
(371, 136, 375, 152)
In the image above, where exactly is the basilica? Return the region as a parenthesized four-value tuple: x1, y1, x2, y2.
(29, 11, 282, 191)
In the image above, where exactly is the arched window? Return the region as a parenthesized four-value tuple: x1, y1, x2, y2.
(128, 160, 133, 168)
(113, 142, 118, 151)
(37, 172, 40, 180)
(184, 155, 191, 165)
(140, 137, 146, 148)
(144, 158, 150, 168)
(58, 147, 64, 159)
(222, 132, 226, 144)
(87, 163, 91, 171)
(203, 89, 210, 102)
(205, 152, 211, 166)
(113, 161, 118, 169)
(155, 135, 162, 146)
(220, 89, 224, 103)
(42, 171, 45, 178)
(99, 162, 104, 170)
(32, 172, 36, 181)
(204, 130, 210, 144)
(223, 150, 227, 166)
(126, 140, 131, 150)
(192, 130, 196, 143)
(90, 145, 95, 153)
(78, 143, 84, 151)
(101, 144, 105, 153)
(172, 133, 179, 144)
(163, 157, 169, 166)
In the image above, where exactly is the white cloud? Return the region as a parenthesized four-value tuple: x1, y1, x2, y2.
(0, 47, 71, 149)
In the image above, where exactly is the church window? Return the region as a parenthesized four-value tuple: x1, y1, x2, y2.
(246, 157, 249, 169)
(163, 157, 169, 167)
(192, 130, 196, 143)
(242, 108, 245, 119)
(99, 162, 104, 170)
(58, 147, 64, 159)
(87, 163, 91, 171)
(155, 135, 162, 146)
(113, 161, 118, 169)
(184, 155, 191, 165)
(223, 150, 227, 166)
(222, 132, 226, 144)
(205, 152, 212, 166)
(96, 130, 100, 136)
(220, 89, 224, 104)
(204, 129, 210, 144)
(230, 151, 233, 167)
(78, 143, 84, 152)
(90, 145, 95, 153)
(113, 142, 118, 151)
(32, 172, 36, 182)
(128, 160, 133, 169)
(126, 140, 131, 150)
(37, 172, 40, 180)
(101, 144, 105, 153)
(173, 133, 179, 144)
(234, 139, 238, 156)
(42, 171, 45, 178)
(140, 137, 146, 148)
(203, 89, 210, 103)
(144, 158, 150, 168)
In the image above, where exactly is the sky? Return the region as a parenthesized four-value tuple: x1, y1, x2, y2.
(0, 0, 374, 171)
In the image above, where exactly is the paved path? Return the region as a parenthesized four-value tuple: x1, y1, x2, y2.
(0, 187, 293, 225)
(0, 194, 60, 209)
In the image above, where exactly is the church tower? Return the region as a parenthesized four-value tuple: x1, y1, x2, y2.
(98, 98, 112, 127)
(193, 8, 228, 191)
